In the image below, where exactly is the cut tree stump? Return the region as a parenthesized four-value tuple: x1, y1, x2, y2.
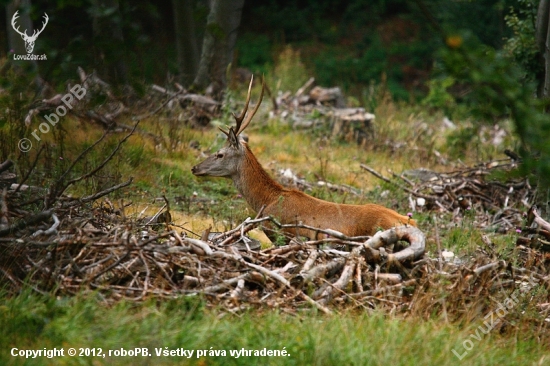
(331, 108, 375, 146)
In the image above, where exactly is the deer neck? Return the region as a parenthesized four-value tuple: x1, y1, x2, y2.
(232, 144, 285, 212)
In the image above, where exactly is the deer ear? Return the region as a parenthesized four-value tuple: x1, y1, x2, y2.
(228, 128, 240, 147)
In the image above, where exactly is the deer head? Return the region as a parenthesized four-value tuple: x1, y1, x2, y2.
(11, 11, 49, 54)
(192, 76, 264, 178)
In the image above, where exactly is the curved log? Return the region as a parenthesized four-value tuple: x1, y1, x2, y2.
(362, 226, 425, 263)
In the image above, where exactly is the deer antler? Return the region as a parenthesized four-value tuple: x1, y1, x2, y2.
(233, 76, 265, 136)
(232, 76, 254, 135)
(11, 11, 27, 37)
(219, 76, 265, 138)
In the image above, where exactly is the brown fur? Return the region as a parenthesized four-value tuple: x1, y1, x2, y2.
(216, 143, 415, 240)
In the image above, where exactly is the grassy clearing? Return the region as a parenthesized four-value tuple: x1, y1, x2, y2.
(1, 291, 547, 366)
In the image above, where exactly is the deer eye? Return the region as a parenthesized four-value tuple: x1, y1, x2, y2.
(216, 153, 224, 159)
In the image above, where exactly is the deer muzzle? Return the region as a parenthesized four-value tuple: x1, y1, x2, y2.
(191, 165, 203, 176)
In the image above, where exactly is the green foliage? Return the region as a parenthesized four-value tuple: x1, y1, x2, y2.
(421, 76, 456, 112)
(504, 0, 542, 85)
(235, 34, 272, 74)
(437, 33, 550, 186)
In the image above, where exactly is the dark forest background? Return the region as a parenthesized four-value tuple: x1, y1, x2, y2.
(0, 0, 534, 96)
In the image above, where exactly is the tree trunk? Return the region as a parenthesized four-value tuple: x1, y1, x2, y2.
(535, 0, 550, 99)
(192, 0, 244, 99)
(172, 0, 199, 86)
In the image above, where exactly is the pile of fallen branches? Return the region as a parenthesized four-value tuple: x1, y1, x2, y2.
(0, 192, 424, 314)
(361, 158, 533, 231)
(1, 192, 548, 331)
(361, 157, 550, 255)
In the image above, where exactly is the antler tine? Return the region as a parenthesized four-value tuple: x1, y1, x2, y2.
(235, 76, 264, 136)
(232, 75, 254, 133)
(218, 126, 229, 137)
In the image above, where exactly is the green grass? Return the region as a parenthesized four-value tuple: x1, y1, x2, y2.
(0, 291, 547, 366)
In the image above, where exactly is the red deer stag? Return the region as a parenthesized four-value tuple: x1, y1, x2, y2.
(192, 76, 416, 241)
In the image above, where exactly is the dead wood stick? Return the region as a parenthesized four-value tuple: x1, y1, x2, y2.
(354, 257, 364, 292)
(14, 145, 45, 195)
(134, 231, 174, 248)
(63, 179, 133, 208)
(0, 160, 13, 174)
(510, 266, 548, 285)
(350, 279, 418, 298)
(360, 164, 439, 201)
(0, 267, 21, 290)
(531, 206, 550, 232)
(201, 273, 252, 293)
(301, 250, 319, 273)
(376, 273, 403, 283)
(230, 279, 245, 299)
(362, 226, 425, 262)
(138, 250, 150, 300)
(266, 243, 307, 255)
(136, 86, 186, 120)
(295, 77, 315, 98)
(317, 259, 356, 304)
(473, 261, 506, 276)
(215, 218, 260, 246)
(212, 207, 267, 245)
(54, 129, 110, 195)
(433, 215, 443, 271)
(89, 249, 132, 282)
(143, 203, 167, 226)
(292, 258, 346, 286)
(263, 80, 279, 111)
(66, 123, 138, 188)
(182, 275, 199, 288)
(32, 214, 60, 236)
(183, 237, 213, 256)
(0, 209, 53, 237)
(0, 188, 8, 229)
(354, 226, 425, 263)
(242, 261, 333, 315)
(94, 256, 140, 284)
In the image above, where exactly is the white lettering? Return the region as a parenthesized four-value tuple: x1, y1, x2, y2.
(39, 122, 50, 133)
(61, 93, 74, 109)
(70, 84, 87, 100)
(55, 105, 67, 117)
(44, 113, 59, 126)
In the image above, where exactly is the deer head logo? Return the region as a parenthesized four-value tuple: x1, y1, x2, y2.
(11, 11, 49, 54)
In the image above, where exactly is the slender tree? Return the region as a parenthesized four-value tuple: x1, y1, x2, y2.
(536, 0, 550, 99)
(192, 0, 244, 98)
